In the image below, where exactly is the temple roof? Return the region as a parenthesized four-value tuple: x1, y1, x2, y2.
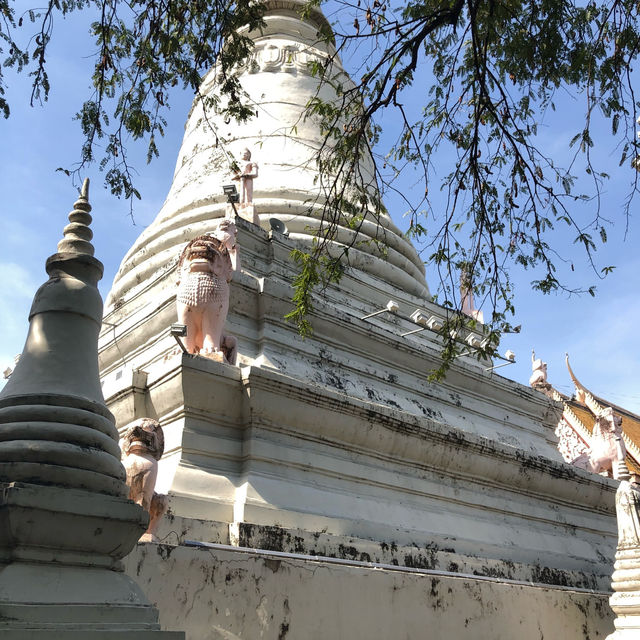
(537, 353, 640, 476)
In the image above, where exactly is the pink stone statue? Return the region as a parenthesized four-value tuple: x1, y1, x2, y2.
(176, 220, 239, 361)
(572, 406, 627, 479)
(121, 418, 168, 542)
(232, 148, 259, 205)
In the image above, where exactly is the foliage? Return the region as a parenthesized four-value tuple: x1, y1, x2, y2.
(0, 0, 265, 202)
(1, 0, 639, 374)
(298, 0, 640, 373)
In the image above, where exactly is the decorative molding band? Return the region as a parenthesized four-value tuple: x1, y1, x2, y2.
(246, 42, 335, 76)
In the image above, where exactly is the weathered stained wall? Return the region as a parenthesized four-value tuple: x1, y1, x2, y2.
(125, 543, 613, 640)
(108, 352, 617, 590)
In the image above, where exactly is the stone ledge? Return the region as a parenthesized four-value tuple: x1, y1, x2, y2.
(125, 542, 613, 640)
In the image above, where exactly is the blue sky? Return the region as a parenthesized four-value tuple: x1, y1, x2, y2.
(0, 5, 639, 413)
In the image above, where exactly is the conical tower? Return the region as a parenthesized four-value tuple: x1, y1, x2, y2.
(106, 0, 428, 311)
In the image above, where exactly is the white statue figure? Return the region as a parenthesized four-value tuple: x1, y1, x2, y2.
(233, 147, 259, 204)
(121, 418, 169, 542)
(231, 148, 259, 225)
(529, 350, 549, 388)
(616, 478, 640, 548)
(607, 450, 640, 640)
(572, 406, 626, 479)
(176, 219, 239, 361)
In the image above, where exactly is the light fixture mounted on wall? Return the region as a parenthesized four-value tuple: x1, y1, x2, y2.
(170, 323, 188, 354)
(360, 300, 399, 321)
(223, 184, 240, 216)
(485, 350, 517, 372)
(400, 309, 430, 336)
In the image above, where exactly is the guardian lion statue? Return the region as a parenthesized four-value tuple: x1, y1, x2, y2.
(176, 219, 239, 361)
(121, 418, 169, 542)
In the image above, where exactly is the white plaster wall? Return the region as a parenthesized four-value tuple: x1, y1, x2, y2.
(125, 542, 614, 640)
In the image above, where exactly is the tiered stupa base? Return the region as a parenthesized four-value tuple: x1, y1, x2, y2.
(0, 482, 180, 638)
(606, 546, 640, 639)
(100, 220, 618, 639)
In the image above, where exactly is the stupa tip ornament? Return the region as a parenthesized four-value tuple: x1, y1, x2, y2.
(57, 177, 95, 256)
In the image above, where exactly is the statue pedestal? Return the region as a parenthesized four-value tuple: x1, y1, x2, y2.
(0, 482, 181, 637)
(226, 203, 259, 225)
(200, 350, 226, 363)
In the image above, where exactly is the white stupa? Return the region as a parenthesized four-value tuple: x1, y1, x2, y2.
(99, 2, 618, 636)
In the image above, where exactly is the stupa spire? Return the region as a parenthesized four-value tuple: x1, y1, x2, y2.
(106, 0, 429, 310)
(57, 177, 95, 255)
(2, 178, 104, 402)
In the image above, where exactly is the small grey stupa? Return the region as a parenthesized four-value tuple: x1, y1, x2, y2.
(0, 180, 183, 638)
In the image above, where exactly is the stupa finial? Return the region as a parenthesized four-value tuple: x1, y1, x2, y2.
(57, 177, 95, 255)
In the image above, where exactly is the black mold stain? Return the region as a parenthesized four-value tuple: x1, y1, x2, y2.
(325, 371, 347, 392)
(156, 544, 175, 560)
(264, 558, 281, 573)
(338, 544, 359, 560)
(404, 542, 439, 570)
(448, 393, 463, 408)
(410, 399, 443, 419)
(240, 524, 288, 552)
(224, 568, 248, 583)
